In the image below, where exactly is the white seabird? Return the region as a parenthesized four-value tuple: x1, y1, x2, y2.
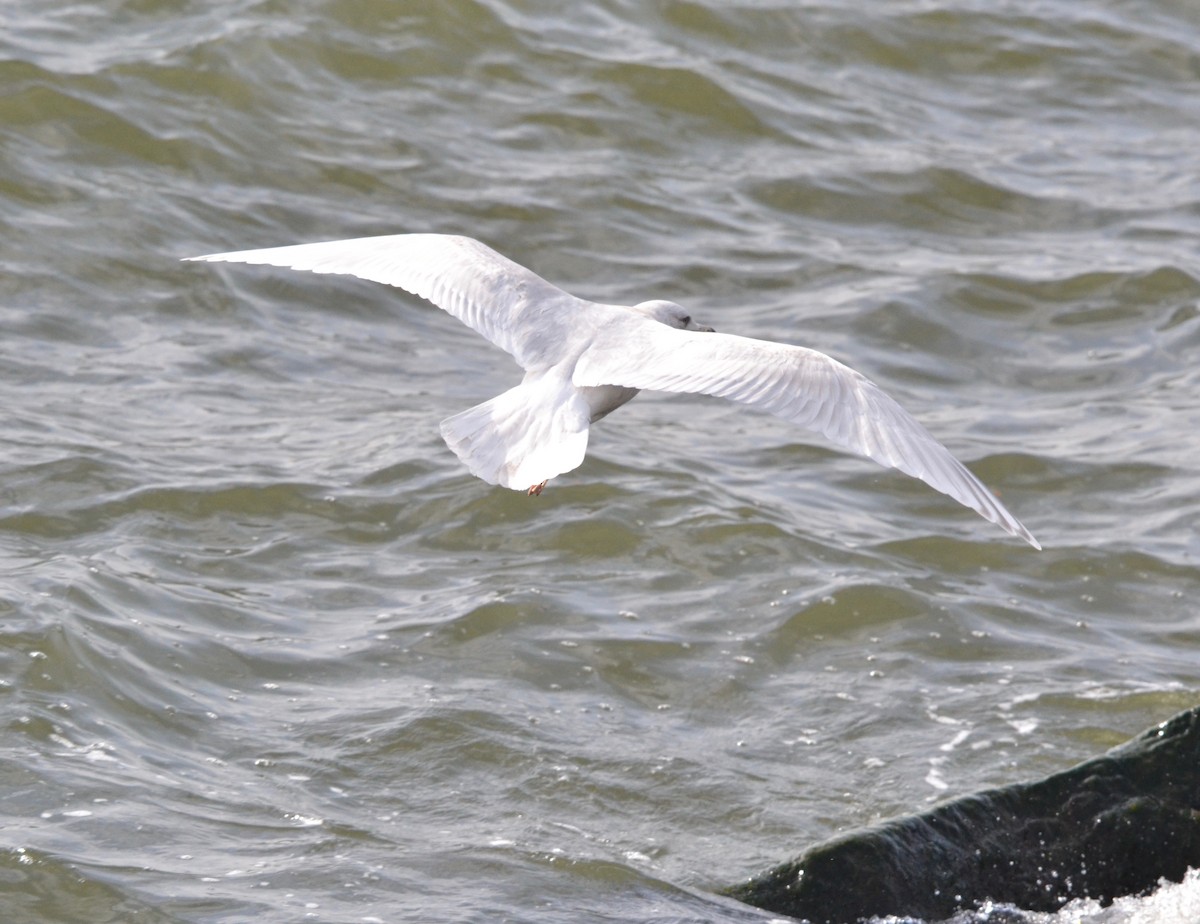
(185, 233, 1039, 548)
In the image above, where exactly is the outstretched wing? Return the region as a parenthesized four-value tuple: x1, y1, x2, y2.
(575, 320, 1039, 548)
(185, 234, 586, 370)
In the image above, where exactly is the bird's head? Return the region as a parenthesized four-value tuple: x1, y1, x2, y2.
(631, 299, 715, 332)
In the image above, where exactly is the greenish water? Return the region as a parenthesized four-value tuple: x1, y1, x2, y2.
(2, 2, 1199, 922)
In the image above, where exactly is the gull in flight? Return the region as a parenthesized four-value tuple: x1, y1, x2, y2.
(185, 234, 1039, 548)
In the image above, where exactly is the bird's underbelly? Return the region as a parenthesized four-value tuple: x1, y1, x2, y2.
(580, 384, 640, 422)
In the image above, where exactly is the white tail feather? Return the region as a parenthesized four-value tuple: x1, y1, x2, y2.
(439, 374, 591, 491)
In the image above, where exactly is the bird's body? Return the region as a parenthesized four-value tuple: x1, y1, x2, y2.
(185, 233, 1039, 548)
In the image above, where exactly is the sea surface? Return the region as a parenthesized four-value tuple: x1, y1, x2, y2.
(2, 2, 1199, 922)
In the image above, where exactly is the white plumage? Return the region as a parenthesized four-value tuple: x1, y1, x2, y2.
(185, 233, 1039, 548)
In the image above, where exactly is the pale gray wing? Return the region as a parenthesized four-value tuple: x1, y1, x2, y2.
(185, 234, 585, 370)
(575, 320, 1039, 548)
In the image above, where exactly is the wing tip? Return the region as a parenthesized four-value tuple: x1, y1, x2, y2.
(1016, 524, 1042, 551)
(986, 503, 1040, 550)
(182, 253, 234, 263)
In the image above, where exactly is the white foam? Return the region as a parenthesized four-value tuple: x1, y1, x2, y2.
(1048, 868, 1200, 924)
(932, 867, 1200, 924)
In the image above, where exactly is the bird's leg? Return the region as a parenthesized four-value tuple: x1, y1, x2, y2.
(527, 481, 547, 497)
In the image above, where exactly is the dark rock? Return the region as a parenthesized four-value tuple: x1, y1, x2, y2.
(724, 706, 1200, 923)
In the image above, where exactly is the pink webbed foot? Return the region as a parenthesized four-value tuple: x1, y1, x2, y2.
(527, 481, 547, 497)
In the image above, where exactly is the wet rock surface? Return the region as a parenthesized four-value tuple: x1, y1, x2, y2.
(725, 706, 1200, 923)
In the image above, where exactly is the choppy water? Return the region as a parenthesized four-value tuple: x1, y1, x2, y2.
(2, 2, 1199, 922)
